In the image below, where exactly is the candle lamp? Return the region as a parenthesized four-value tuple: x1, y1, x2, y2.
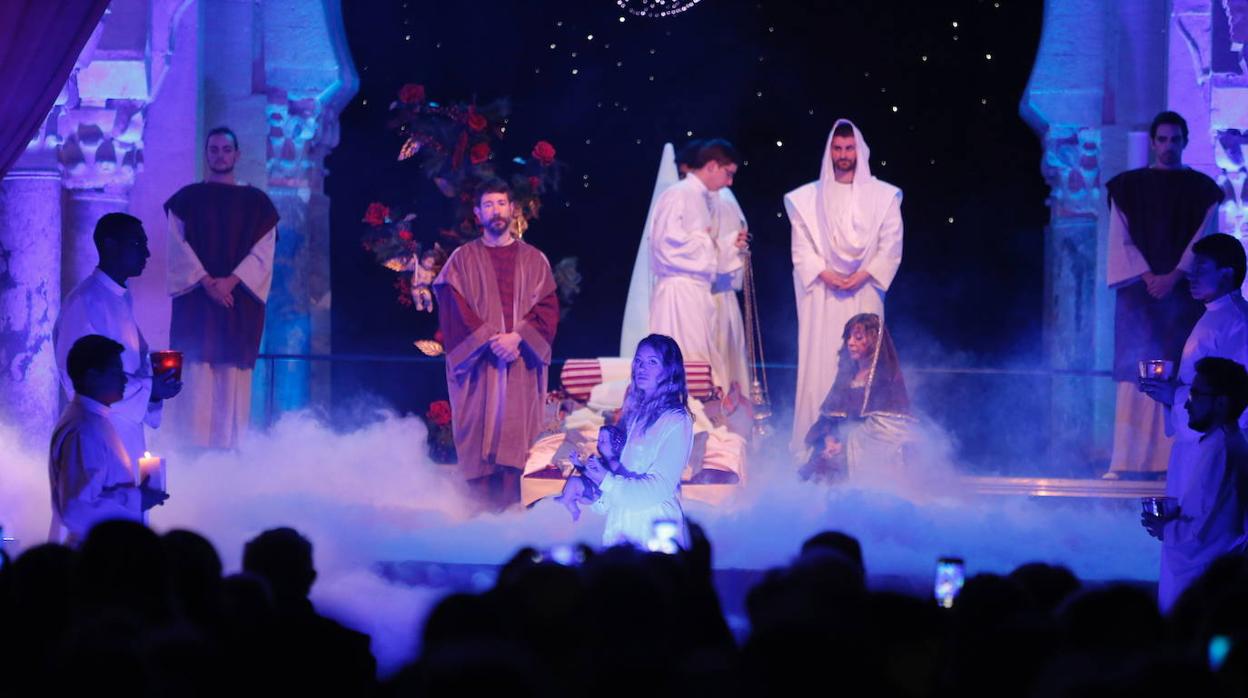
(151, 350, 183, 381)
(1138, 360, 1174, 381)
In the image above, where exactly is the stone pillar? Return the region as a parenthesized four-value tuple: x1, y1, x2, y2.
(0, 157, 63, 452)
(57, 0, 151, 293)
(1021, 0, 1106, 470)
(251, 0, 357, 422)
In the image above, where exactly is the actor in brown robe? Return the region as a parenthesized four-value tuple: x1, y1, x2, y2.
(434, 180, 559, 511)
(164, 127, 279, 449)
(1104, 111, 1224, 477)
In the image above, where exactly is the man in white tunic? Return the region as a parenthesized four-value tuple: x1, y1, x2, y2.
(1142, 356, 1248, 612)
(53, 213, 182, 469)
(164, 126, 279, 449)
(648, 139, 747, 389)
(49, 335, 167, 545)
(1138, 234, 1248, 609)
(787, 119, 903, 454)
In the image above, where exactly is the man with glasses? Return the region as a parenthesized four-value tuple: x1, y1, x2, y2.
(1142, 356, 1248, 610)
(50, 333, 171, 545)
(53, 214, 182, 497)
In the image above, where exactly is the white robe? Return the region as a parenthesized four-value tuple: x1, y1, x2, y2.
(1159, 426, 1248, 612)
(48, 396, 142, 545)
(53, 268, 162, 467)
(649, 173, 723, 384)
(621, 143, 680, 357)
(593, 410, 693, 548)
(787, 119, 903, 453)
(164, 211, 277, 448)
(712, 188, 750, 393)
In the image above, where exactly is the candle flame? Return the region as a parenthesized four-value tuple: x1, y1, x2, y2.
(144, 451, 152, 458)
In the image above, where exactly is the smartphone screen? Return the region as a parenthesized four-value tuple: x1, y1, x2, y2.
(648, 520, 681, 554)
(934, 556, 965, 608)
(1210, 634, 1233, 671)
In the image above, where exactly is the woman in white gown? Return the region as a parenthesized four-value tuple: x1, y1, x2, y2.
(582, 334, 695, 549)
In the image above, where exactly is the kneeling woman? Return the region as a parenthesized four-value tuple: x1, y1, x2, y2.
(581, 334, 694, 549)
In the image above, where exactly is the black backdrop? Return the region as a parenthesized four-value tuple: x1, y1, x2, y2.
(325, 0, 1052, 469)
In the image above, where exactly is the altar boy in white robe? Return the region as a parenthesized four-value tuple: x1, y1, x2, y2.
(786, 119, 903, 455)
(49, 335, 168, 546)
(53, 213, 182, 471)
(648, 139, 747, 388)
(1142, 356, 1248, 612)
(1138, 234, 1248, 609)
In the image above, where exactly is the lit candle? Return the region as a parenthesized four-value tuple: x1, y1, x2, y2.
(138, 451, 166, 492)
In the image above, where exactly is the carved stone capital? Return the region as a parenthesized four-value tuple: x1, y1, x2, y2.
(1040, 126, 1102, 220)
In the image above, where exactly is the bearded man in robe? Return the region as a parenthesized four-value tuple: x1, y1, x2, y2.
(434, 179, 559, 511)
(786, 119, 903, 456)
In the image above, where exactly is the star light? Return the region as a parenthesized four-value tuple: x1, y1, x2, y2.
(985, 53, 992, 60)
(891, 106, 899, 112)
(587, 34, 594, 40)
(776, 140, 783, 147)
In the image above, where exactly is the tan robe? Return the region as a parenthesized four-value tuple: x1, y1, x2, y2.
(434, 239, 559, 480)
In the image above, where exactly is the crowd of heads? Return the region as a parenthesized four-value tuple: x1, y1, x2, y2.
(7, 518, 1248, 696)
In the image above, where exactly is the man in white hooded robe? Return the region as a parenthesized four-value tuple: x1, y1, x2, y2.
(786, 119, 903, 455)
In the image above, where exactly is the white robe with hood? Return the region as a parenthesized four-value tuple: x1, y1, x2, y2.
(787, 119, 904, 453)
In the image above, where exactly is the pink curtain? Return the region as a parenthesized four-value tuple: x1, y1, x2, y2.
(0, 0, 111, 179)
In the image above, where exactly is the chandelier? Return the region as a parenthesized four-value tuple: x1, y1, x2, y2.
(615, 0, 704, 18)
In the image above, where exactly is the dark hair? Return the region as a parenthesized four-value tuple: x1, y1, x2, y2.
(474, 178, 512, 206)
(599, 424, 627, 457)
(66, 334, 124, 391)
(205, 126, 239, 149)
(832, 122, 855, 139)
(676, 139, 704, 169)
(1192, 233, 1247, 288)
(800, 530, 864, 570)
(1149, 111, 1189, 143)
(622, 334, 690, 434)
(690, 139, 739, 169)
(1195, 356, 1248, 419)
(242, 527, 315, 601)
(842, 312, 881, 342)
(92, 212, 144, 251)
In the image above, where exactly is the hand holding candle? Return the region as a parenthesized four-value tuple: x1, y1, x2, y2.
(138, 451, 166, 493)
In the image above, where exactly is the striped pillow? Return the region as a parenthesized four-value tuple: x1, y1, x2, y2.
(560, 359, 716, 401)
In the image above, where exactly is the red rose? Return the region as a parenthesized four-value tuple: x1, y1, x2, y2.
(363, 202, 390, 227)
(528, 175, 542, 191)
(469, 142, 490, 165)
(467, 110, 488, 132)
(531, 140, 556, 166)
(426, 400, 452, 427)
(398, 83, 426, 104)
(397, 228, 414, 241)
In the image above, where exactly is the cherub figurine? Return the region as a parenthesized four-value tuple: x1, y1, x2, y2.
(557, 424, 626, 521)
(410, 248, 440, 312)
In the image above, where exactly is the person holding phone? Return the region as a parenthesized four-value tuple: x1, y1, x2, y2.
(580, 334, 694, 549)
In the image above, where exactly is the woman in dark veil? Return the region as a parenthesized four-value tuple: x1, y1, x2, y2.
(800, 312, 913, 482)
